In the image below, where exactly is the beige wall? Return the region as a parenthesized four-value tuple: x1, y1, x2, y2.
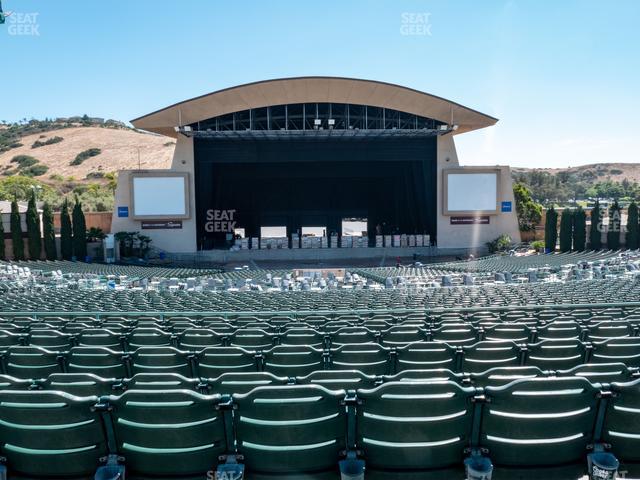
(111, 136, 197, 253)
(436, 135, 521, 251)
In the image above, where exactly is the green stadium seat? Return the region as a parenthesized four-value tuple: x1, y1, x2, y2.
(123, 373, 202, 392)
(483, 323, 533, 343)
(383, 368, 463, 384)
(481, 377, 600, 466)
(396, 342, 458, 371)
(356, 381, 476, 470)
(197, 346, 258, 376)
(604, 378, 640, 463)
(207, 371, 289, 395)
(0, 390, 108, 478)
(233, 385, 347, 474)
(2, 346, 63, 379)
(0, 330, 21, 349)
(330, 343, 391, 375)
(107, 389, 226, 477)
(431, 324, 480, 345)
(0, 375, 33, 390)
(177, 328, 225, 349)
(262, 345, 325, 377)
(67, 346, 128, 378)
(380, 326, 428, 347)
(525, 340, 588, 370)
(37, 373, 116, 396)
(468, 366, 547, 387)
(279, 327, 325, 348)
(329, 327, 378, 347)
(228, 328, 277, 350)
(126, 328, 174, 350)
(27, 329, 74, 350)
(461, 341, 523, 374)
(76, 328, 123, 349)
(130, 346, 193, 377)
(296, 370, 378, 391)
(557, 363, 636, 384)
(591, 338, 640, 367)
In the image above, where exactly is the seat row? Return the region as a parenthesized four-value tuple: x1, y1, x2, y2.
(2, 338, 640, 379)
(1, 376, 638, 479)
(2, 362, 638, 396)
(2, 320, 639, 351)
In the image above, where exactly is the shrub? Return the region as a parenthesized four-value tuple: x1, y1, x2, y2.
(544, 207, 558, 253)
(10, 199, 24, 260)
(486, 234, 512, 254)
(11, 154, 38, 168)
(531, 240, 545, 252)
(60, 198, 73, 260)
(513, 182, 542, 232)
(49, 174, 64, 181)
(70, 148, 102, 166)
(590, 201, 602, 250)
(0, 206, 5, 260)
(72, 198, 87, 260)
(22, 164, 49, 177)
(607, 200, 622, 250)
(42, 202, 57, 260)
(26, 190, 41, 259)
(573, 206, 587, 251)
(627, 202, 639, 250)
(559, 209, 573, 252)
(31, 136, 63, 149)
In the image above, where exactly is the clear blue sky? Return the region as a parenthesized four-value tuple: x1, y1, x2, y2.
(1, 0, 639, 168)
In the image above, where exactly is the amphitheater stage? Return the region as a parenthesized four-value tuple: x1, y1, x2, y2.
(163, 245, 478, 265)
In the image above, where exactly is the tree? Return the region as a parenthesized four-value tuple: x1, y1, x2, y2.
(513, 182, 543, 232)
(26, 190, 41, 259)
(607, 200, 622, 250)
(627, 202, 639, 250)
(559, 209, 573, 252)
(590, 201, 602, 250)
(72, 197, 87, 260)
(544, 207, 558, 253)
(60, 198, 73, 260)
(0, 208, 5, 260)
(42, 202, 57, 260)
(573, 206, 587, 251)
(10, 199, 24, 260)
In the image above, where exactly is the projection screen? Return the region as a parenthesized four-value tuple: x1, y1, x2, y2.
(444, 170, 499, 214)
(131, 173, 189, 219)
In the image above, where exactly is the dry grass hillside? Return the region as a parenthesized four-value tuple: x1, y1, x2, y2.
(0, 127, 174, 180)
(513, 163, 640, 183)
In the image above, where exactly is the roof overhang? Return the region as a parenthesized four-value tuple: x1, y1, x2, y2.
(131, 76, 498, 138)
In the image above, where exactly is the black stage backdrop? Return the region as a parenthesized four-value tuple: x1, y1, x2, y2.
(194, 136, 437, 249)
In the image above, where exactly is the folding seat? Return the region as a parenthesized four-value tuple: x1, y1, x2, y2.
(536, 320, 584, 341)
(483, 323, 533, 343)
(557, 363, 635, 384)
(362, 319, 392, 331)
(207, 371, 289, 395)
(525, 339, 589, 370)
(0, 390, 109, 479)
(123, 373, 201, 392)
(383, 368, 462, 384)
(481, 377, 600, 466)
(586, 321, 636, 342)
(431, 324, 480, 345)
(61, 322, 94, 335)
(396, 342, 458, 371)
(380, 325, 428, 347)
(461, 341, 522, 374)
(27, 329, 74, 350)
(2, 346, 63, 379)
(67, 346, 128, 378)
(604, 378, 640, 463)
(0, 374, 33, 390)
(329, 343, 391, 375)
(323, 321, 355, 334)
(130, 346, 193, 377)
(469, 366, 547, 387)
(38, 373, 116, 396)
(177, 328, 225, 349)
(279, 327, 325, 348)
(356, 381, 476, 470)
(126, 327, 174, 350)
(296, 370, 377, 391)
(196, 346, 258, 376)
(329, 327, 378, 347)
(591, 337, 640, 367)
(0, 330, 22, 350)
(205, 322, 236, 335)
(228, 328, 277, 350)
(76, 328, 123, 348)
(262, 345, 325, 377)
(107, 389, 226, 477)
(233, 385, 347, 474)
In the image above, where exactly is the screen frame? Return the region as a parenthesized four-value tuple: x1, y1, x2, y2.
(442, 167, 501, 215)
(130, 172, 190, 220)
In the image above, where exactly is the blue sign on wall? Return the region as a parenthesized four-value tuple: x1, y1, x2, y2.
(117, 206, 129, 218)
(501, 201, 512, 213)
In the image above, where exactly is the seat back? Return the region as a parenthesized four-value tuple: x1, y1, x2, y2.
(27, 329, 74, 350)
(380, 326, 427, 347)
(108, 389, 225, 476)
(296, 370, 378, 391)
(605, 378, 640, 462)
(383, 368, 462, 384)
(130, 346, 193, 376)
(591, 337, 640, 367)
(233, 385, 346, 473)
(482, 377, 600, 466)
(469, 366, 547, 387)
(197, 346, 258, 376)
(525, 339, 588, 370)
(356, 381, 475, 470)
(207, 372, 289, 395)
(177, 328, 224, 349)
(462, 341, 522, 374)
(329, 343, 391, 375)
(279, 328, 325, 348)
(126, 328, 173, 350)
(3, 346, 62, 379)
(228, 328, 276, 350)
(39, 373, 116, 396)
(123, 373, 201, 391)
(557, 363, 635, 384)
(0, 390, 107, 478)
(396, 342, 458, 371)
(67, 346, 127, 378)
(262, 345, 325, 377)
(329, 327, 378, 347)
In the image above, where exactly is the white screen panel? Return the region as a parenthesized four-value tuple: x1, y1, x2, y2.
(447, 173, 497, 212)
(133, 176, 186, 217)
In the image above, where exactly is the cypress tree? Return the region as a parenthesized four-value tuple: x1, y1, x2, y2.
(0, 208, 5, 260)
(544, 207, 558, 253)
(60, 198, 73, 260)
(42, 202, 57, 260)
(559, 209, 573, 252)
(26, 190, 41, 260)
(10, 199, 24, 261)
(590, 201, 602, 250)
(608, 200, 621, 250)
(72, 198, 87, 260)
(626, 202, 639, 250)
(573, 206, 587, 251)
